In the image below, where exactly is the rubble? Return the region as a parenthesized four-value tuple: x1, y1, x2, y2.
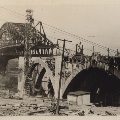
(0, 97, 119, 116)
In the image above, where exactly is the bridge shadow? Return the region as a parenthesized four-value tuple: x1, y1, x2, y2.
(63, 67, 120, 106)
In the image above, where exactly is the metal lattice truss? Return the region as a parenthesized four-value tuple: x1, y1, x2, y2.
(0, 22, 56, 56)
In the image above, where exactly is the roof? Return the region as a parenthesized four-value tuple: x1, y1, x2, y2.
(68, 91, 90, 96)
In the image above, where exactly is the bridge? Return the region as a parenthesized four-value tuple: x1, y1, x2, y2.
(0, 10, 120, 105)
(62, 53, 120, 99)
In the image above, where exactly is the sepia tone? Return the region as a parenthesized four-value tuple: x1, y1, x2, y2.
(0, 0, 120, 116)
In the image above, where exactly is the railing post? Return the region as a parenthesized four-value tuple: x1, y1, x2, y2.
(117, 49, 119, 56)
(76, 44, 78, 54)
(108, 48, 109, 58)
(82, 45, 83, 54)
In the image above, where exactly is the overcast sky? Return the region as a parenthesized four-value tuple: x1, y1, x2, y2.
(0, 0, 120, 55)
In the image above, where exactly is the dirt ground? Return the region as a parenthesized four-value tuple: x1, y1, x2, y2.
(0, 97, 119, 116)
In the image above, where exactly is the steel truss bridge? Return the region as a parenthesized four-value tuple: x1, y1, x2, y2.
(0, 19, 120, 101)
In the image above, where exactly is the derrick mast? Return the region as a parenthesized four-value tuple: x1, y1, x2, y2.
(24, 9, 34, 95)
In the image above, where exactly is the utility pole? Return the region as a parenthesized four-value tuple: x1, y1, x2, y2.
(56, 39, 72, 115)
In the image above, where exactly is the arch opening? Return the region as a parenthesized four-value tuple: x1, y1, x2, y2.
(63, 67, 120, 106)
(29, 60, 55, 98)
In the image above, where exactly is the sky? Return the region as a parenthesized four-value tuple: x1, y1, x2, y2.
(0, 0, 120, 55)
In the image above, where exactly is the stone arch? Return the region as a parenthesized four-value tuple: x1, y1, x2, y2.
(62, 59, 111, 98)
(30, 58, 55, 95)
(62, 67, 120, 102)
(62, 63, 85, 98)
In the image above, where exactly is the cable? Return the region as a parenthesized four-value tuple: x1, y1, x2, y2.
(0, 6, 117, 54)
(43, 25, 116, 53)
(47, 34, 111, 56)
(47, 35, 100, 54)
(0, 6, 25, 17)
(0, 6, 115, 53)
(47, 27, 116, 54)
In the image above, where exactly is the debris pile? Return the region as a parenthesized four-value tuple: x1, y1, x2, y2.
(0, 98, 118, 116)
(60, 106, 117, 116)
(0, 102, 52, 116)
